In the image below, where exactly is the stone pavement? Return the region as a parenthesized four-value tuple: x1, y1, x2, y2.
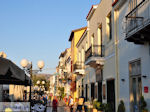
(46, 100, 70, 112)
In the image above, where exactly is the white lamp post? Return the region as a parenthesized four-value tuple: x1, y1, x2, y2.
(20, 59, 44, 110)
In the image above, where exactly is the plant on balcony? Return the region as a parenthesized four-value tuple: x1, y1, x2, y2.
(117, 100, 125, 112)
(140, 96, 148, 112)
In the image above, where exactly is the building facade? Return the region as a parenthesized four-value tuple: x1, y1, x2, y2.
(69, 27, 87, 100)
(113, 0, 150, 111)
(57, 0, 150, 111)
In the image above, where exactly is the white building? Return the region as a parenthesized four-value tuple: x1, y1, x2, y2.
(49, 75, 55, 96)
(113, 0, 150, 111)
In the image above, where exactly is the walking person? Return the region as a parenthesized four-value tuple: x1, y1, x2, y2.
(52, 96, 58, 112)
(69, 95, 74, 112)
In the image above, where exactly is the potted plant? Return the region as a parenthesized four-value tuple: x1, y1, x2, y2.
(92, 99, 104, 112)
(117, 100, 125, 112)
(96, 102, 104, 112)
(103, 103, 113, 112)
(93, 99, 98, 112)
(140, 96, 148, 112)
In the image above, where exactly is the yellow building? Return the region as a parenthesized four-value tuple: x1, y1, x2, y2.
(69, 27, 87, 100)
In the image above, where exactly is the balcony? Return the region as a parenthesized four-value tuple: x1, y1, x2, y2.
(126, 0, 150, 44)
(85, 45, 105, 68)
(73, 62, 85, 75)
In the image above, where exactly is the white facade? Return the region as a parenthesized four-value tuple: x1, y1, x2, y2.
(113, 0, 150, 111)
(49, 75, 55, 96)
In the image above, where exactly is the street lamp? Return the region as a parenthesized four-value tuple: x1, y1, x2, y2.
(0, 51, 7, 58)
(36, 80, 46, 96)
(42, 81, 45, 85)
(20, 59, 44, 109)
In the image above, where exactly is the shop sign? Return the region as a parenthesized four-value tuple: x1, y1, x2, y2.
(144, 86, 148, 93)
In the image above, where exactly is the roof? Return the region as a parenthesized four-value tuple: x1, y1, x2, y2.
(59, 51, 65, 59)
(68, 27, 87, 41)
(86, 5, 98, 20)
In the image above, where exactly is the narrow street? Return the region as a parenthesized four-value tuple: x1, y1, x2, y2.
(46, 100, 70, 112)
(1, 0, 150, 112)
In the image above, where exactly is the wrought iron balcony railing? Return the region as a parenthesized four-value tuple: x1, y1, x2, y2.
(73, 62, 85, 71)
(85, 45, 105, 62)
(126, 0, 150, 37)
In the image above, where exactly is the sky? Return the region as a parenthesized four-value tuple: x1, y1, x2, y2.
(0, 0, 100, 74)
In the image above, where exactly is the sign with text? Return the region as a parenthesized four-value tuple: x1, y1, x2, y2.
(144, 86, 148, 93)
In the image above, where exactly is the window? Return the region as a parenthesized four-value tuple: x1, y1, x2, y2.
(86, 42, 88, 51)
(103, 84, 106, 99)
(91, 34, 94, 46)
(97, 25, 102, 45)
(106, 12, 112, 41)
(129, 59, 141, 76)
(98, 25, 102, 55)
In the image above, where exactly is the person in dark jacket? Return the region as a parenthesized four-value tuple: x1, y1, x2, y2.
(52, 96, 58, 112)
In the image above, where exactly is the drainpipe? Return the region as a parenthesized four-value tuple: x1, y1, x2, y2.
(114, 9, 120, 110)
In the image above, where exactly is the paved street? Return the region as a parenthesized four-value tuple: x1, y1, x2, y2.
(46, 100, 70, 112)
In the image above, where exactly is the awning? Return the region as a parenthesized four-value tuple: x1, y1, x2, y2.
(0, 57, 31, 86)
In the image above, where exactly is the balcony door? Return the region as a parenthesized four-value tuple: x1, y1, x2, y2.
(128, 0, 137, 31)
(129, 0, 137, 11)
(97, 25, 102, 55)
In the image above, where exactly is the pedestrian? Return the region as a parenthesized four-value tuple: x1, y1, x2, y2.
(69, 95, 74, 112)
(52, 96, 58, 112)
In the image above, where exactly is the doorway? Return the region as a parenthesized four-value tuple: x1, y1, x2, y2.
(85, 84, 88, 101)
(98, 82, 102, 102)
(107, 79, 115, 112)
(91, 83, 95, 101)
(129, 59, 142, 112)
(130, 76, 142, 112)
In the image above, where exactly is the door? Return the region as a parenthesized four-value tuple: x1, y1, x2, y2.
(129, 59, 142, 112)
(91, 83, 95, 101)
(98, 82, 102, 102)
(130, 76, 142, 112)
(107, 80, 115, 112)
(85, 84, 88, 101)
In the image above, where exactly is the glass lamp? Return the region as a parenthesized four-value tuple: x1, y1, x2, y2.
(20, 59, 28, 68)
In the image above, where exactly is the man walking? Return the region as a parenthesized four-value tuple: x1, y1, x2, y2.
(52, 96, 58, 112)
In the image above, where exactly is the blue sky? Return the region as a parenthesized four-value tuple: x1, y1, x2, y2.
(0, 0, 100, 74)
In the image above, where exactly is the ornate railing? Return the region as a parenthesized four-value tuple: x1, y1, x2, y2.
(126, 0, 150, 35)
(85, 45, 105, 62)
(73, 62, 84, 70)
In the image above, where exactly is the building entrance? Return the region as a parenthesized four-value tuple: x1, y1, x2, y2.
(107, 79, 115, 112)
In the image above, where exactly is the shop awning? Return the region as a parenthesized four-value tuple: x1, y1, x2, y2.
(0, 57, 31, 86)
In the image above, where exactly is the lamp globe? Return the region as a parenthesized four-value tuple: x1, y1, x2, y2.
(37, 60, 44, 70)
(20, 59, 28, 68)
